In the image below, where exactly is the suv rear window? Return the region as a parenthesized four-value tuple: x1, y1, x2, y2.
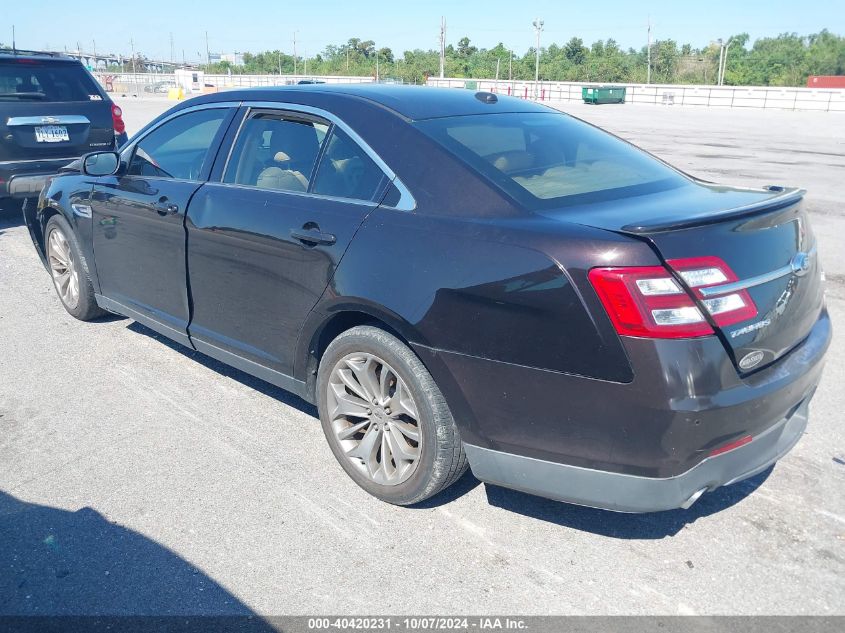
(416, 112, 686, 209)
(0, 61, 103, 102)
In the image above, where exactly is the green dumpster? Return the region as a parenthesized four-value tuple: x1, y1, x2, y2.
(582, 85, 626, 104)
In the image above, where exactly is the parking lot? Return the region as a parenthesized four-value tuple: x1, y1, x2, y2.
(1, 97, 843, 615)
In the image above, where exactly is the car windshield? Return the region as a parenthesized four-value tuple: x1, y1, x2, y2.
(416, 111, 687, 209)
(0, 61, 103, 102)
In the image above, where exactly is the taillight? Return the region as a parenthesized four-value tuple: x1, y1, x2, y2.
(588, 256, 757, 339)
(111, 104, 126, 135)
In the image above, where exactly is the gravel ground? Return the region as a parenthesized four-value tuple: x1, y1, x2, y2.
(1, 95, 843, 616)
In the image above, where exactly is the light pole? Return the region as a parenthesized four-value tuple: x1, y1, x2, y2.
(716, 38, 724, 85)
(292, 31, 298, 76)
(720, 38, 733, 85)
(532, 18, 544, 99)
(647, 17, 652, 84)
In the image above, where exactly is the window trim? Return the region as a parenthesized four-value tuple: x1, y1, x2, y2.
(117, 100, 415, 210)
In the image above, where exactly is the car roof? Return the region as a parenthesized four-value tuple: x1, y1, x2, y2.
(0, 51, 82, 64)
(199, 84, 552, 121)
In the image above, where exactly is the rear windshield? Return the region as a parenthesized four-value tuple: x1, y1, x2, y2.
(416, 112, 686, 209)
(0, 61, 104, 102)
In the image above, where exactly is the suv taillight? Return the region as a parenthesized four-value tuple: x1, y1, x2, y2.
(111, 104, 126, 135)
(588, 256, 757, 339)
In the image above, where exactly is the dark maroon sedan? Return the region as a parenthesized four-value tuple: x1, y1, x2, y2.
(26, 85, 829, 511)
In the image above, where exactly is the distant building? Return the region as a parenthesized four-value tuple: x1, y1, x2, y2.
(221, 53, 244, 66)
(207, 52, 243, 66)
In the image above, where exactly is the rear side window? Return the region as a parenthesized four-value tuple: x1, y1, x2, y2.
(312, 128, 386, 201)
(0, 61, 103, 102)
(224, 112, 329, 193)
(416, 112, 685, 209)
(127, 108, 228, 180)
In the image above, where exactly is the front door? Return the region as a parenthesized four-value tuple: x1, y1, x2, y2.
(91, 106, 233, 344)
(186, 109, 390, 376)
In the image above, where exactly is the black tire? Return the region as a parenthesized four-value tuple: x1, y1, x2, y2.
(317, 325, 468, 505)
(44, 214, 106, 321)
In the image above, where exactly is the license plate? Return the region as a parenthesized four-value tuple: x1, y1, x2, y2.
(34, 125, 69, 143)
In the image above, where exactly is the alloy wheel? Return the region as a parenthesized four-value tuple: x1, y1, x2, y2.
(47, 227, 80, 309)
(327, 352, 422, 485)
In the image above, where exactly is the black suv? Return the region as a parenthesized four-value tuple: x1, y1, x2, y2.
(0, 50, 127, 209)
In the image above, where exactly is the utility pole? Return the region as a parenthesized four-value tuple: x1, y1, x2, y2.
(130, 38, 137, 95)
(532, 18, 544, 99)
(170, 32, 175, 63)
(509, 48, 513, 81)
(304, 47, 307, 76)
(346, 47, 349, 72)
(439, 16, 446, 79)
(292, 31, 298, 75)
(375, 47, 379, 82)
(495, 58, 500, 81)
(11, 24, 16, 54)
(647, 17, 652, 84)
(278, 51, 282, 75)
(205, 31, 210, 67)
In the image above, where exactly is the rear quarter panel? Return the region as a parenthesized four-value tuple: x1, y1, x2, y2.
(305, 207, 656, 446)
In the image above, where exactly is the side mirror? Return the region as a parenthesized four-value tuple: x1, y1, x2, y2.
(82, 151, 120, 177)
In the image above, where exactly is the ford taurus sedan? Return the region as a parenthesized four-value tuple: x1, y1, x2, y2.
(25, 85, 830, 512)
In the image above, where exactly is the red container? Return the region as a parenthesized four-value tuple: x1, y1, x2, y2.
(807, 75, 845, 88)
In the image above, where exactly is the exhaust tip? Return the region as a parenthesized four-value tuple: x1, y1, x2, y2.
(680, 487, 708, 509)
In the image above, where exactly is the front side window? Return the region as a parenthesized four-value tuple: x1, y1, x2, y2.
(416, 112, 686, 209)
(312, 128, 387, 202)
(127, 108, 228, 180)
(224, 113, 328, 193)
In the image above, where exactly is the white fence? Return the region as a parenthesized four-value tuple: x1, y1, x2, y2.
(95, 72, 845, 111)
(426, 78, 845, 112)
(96, 72, 375, 94)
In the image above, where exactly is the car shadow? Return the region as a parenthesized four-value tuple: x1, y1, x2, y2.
(123, 321, 772, 536)
(483, 466, 773, 539)
(0, 200, 25, 227)
(0, 490, 275, 624)
(125, 321, 317, 417)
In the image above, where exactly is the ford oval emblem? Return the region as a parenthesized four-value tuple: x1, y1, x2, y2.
(739, 350, 765, 370)
(790, 252, 812, 277)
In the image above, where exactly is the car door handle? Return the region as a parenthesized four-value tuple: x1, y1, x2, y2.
(290, 227, 336, 246)
(155, 202, 179, 216)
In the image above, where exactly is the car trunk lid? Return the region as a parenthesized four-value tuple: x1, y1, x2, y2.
(550, 182, 825, 373)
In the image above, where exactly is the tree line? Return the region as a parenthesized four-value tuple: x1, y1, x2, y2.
(199, 30, 843, 87)
(7, 29, 837, 87)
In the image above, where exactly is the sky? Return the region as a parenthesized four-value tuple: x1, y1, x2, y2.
(5, 0, 844, 62)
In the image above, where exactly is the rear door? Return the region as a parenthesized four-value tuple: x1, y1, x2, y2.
(91, 105, 235, 344)
(185, 107, 390, 376)
(0, 58, 115, 161)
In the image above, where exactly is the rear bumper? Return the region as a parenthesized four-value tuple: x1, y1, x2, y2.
(465, 393, 811, 512)
(0, 158, 80, 198)
(417, 308, 830, 512)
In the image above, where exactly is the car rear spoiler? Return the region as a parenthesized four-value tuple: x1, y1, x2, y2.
(621, 187, 805, 234)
